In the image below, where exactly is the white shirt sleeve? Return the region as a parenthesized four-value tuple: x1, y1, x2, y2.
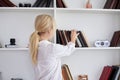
(50, 42, 75, 57)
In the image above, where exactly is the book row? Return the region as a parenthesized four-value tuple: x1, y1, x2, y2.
(0, 0, 54, 7)
(62, 64, 73, 80)
(1, 0, 120, 9)
(56, 29, 120, 47)
(56, 29, 89, 47)
(99, 65, 120, 80)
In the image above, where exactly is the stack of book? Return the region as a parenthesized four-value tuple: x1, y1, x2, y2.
(0, 0, 16, 7)
(56, 0, 67, 8)
(99, 65, 120, 80)
(110, 30, 120, 47)
(62, 64, 73, 80)
(104, 0, 120, 9)
(56, 29, 90, 47)
(32, 0, 53, 7)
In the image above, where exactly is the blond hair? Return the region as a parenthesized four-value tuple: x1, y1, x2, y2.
(29, 14, 55, 65)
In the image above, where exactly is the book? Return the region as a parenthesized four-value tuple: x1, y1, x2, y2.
(109, 66, 120, 80)
(114, 66, 120, 80)
(56, 29, 61, 44)
(58, 30, 65, 45)
(49, 0, 54, 7)
(110, 30, 120, 47)
(117, 0, 120, 9)
(46, 0, 51, 7)
(81, 31, 90, 47)
(109, 0, 119, 9)
(63, 30, 68, 44)
(62, 64, 73, 80)
(32, 0, 42, 7)
(104, 0, 113, 9)
(38, 0, 47, 7)
(0, 0, 9, 7)
(32, 0, 50, 7)
(99, 66, 113, 80)
(78, 31, 89, 47)
(0, 0, 16, 7)
(56, 0, 66, 8)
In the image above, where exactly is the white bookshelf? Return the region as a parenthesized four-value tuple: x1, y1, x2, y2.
(0, 0, 120, 80)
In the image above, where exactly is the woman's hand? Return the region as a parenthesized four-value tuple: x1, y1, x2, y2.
(70, 30, 79, 44)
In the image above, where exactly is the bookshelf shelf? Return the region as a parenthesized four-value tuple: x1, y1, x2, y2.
(0, 47, 120, 51)
(75, 47, 120, 50)
(0, 7, 54, 12)
(56, 8, 120, 14)
(0, 48, 28, 51)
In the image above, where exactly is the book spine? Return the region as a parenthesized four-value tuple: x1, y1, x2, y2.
(0, 0, 9, 7)
(56, 29, 61, 44)
(110, 31, 120, 47)
(117, 0, 120, 9)
(3, 0, 16, 7)
(104, 0, 113, 9)
(61, 30, 67, 45)
(63, 30, 68, 44)
(49, 0, 54, 7)
(109, 0, 118, 9)
(32, 0, 43, 7)
(46, 0, 51, 7)
(79, 31, 88, 47)
(76, 37, 82, 47)
(78, 34, 85, 47)
(56, 0, 64, 8)
(38, 0, 47, 7)
(58, 30, 65, 45)
(114, 66, 120, 80)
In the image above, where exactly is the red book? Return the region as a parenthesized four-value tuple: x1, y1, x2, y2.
(99, 66, 113, 80)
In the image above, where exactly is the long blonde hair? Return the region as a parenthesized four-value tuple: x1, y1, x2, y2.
(29, 14, 55, 65)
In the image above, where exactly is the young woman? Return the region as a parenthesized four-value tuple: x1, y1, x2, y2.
(29, 14, 78, 80)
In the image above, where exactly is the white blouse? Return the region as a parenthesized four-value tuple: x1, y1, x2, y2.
(35, 40, 75, 80)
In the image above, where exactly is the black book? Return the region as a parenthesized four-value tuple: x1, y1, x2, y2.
(38, 0, 47, 7)
(58, 30, 65, 45)
(109, 66, 120, 80)
(117, 0, 120, 9)
(78, 33, 86, 47)
(32, 0, 47, 7)
(46, 0, 51, 7)
(56, 29, 61, 44)
(32, 0, 43, 7)
(78, 31, 88, 47)
(104, 0, 113, 9)
(49, 0, 54, 7)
